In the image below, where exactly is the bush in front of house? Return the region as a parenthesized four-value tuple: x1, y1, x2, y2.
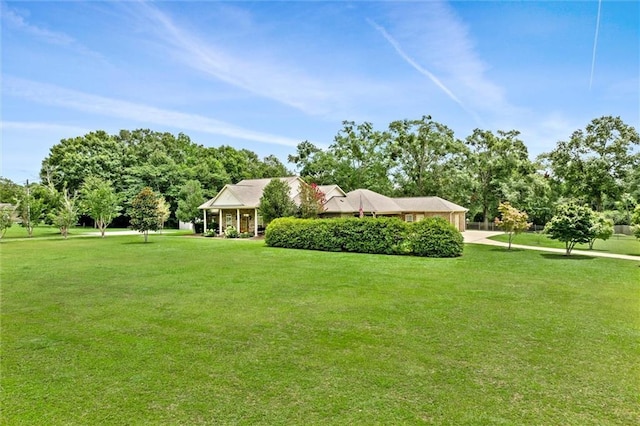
(224, 226, 239, 238)
(266, 216, 463, 257)
(408, 217, 463, 257)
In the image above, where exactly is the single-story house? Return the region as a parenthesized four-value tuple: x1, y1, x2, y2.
(323, 188, 468, 231)
(198, 177, 305, 235)
(199, 177, 468, 234)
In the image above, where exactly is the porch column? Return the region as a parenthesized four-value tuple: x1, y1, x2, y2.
(219, 209, 223, 234)
(203, 210, 207, 233)
(254, 208, 258, 235)
(236, 209, 240, 231)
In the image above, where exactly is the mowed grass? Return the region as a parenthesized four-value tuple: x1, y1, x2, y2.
(1, 235, 639, 425)
(490, 232, 640, 257)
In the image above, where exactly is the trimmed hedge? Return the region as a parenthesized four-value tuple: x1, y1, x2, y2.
(265, 216, 463, 257)
(408, 217, 464, 257)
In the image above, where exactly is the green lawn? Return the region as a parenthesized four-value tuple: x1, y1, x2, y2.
(1, 225, 189, 240)
(1, 235, 639, 424)
(490, 232, 640, 257)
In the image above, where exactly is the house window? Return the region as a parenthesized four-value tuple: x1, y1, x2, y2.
(416, 214, 425, 222)
(225, 214, 233, 226)
(405, 214, 414, 223)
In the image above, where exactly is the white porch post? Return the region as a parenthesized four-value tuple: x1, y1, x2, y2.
(203, 210, 207, 233)
(254, 208, 258, 235)
(236, 209, 240, 231)
(219, 209, 223, 234)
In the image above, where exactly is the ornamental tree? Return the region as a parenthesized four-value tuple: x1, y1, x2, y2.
(632, 205, 640, 240)
(129, 187, 161, 242)
(298, 182, 326, 218)
(79, 177, 121, 237)
(494, 201, 532, 249)
(51, 189, 79, 239)
(0, 204, 16, 239)
(587, 212, 614, 250)
(544, 202, 596, 256)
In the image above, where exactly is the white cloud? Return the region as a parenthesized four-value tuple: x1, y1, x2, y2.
(3, 76, 304, 147)
(382, 1, 512, 115)
(1, 2, 107, 62)
(126, 1, 341, 116)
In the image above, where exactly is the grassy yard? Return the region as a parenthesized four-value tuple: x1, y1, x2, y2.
(490, 232, 640, 257)
(1, 235, 639, 424)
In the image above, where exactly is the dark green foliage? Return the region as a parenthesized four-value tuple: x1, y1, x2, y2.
(408, 217, 464, 257)
(266, 217, 463, 257)
(259, 179, 297, 224)
(129, 187, 161, 242)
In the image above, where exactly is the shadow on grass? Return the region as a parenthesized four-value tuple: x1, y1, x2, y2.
(486, 247, 527, 253)
(540, 253, 595, 260)
(121, 241, 156, 245)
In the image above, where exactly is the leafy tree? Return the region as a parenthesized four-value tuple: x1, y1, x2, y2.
(330, 121, 394, 194)
(388, 116, 468, 199)
(540, 116, 640, 211)
(0, 177, 22, 203)
(0, 204, 16, 238)
(544, 202, 596, 256)
(298, 182, 326, 218)
(465, 129, 533, 229)
(51, 189, 78, 239)
(156, 196, 171, 232)
(587, 212, 614, 250)
(494, 202, 532, 250)
(129, 187, 161, 242)
(288, 141, 340, 185)
(259, 179, 297, 225)
(259, 154, 290, 178)
(79, 177, 121, 238)
(15, 181, 46, 237)
(631, 205, 640, 240)
(175, 180, 205, 233)
(41, 130, 129, 194)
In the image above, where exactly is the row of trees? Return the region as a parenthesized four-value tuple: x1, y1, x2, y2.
(494, 201, 637, 255)
(0, 114, 638, 237)
(289, 115, 639, 227)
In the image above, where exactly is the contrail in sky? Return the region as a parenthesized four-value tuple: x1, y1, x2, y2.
(367, 18, 483, 125)
(589, 0, 602, 90)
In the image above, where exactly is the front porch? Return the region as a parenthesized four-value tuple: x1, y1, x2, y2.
(203, 208, 263, 236)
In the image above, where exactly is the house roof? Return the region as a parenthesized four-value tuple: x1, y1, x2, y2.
(199, 177, 302, 209)
(323, 190, 468, 214)
(394, 197, 468, 212)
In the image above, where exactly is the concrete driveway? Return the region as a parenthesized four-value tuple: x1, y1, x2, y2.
(462, 230, 640, 262)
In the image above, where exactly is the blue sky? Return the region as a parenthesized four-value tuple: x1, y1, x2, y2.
(2, 0, 638, 184)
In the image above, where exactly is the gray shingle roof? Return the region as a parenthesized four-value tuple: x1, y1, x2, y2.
(199, 177, 301, 209)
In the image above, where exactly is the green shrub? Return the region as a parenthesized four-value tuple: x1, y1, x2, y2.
(266, 216, 462, 257)
(408, 217, 463, 257)
(224, 226, 239, 239)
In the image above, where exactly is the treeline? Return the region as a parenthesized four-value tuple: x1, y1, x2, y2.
(1, 115, 639, 233)
(289, 115, 639, 226)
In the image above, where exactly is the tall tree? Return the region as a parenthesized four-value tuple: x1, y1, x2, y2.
(540, 116, 640, 211)
(129, 187, 161, 242)
(330, 121, 394, 194)
(465, 129, 533, 229)
(288, 141, 340, 185)
(259, 179, 297, 225)
(388, 116, 468, 198)
(175, 180, 205, 233)
(40, 131, 129, 194)
(79, 177, 121, 238)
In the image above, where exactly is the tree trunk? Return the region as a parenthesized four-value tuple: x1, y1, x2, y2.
(144, 231, 148, 243)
